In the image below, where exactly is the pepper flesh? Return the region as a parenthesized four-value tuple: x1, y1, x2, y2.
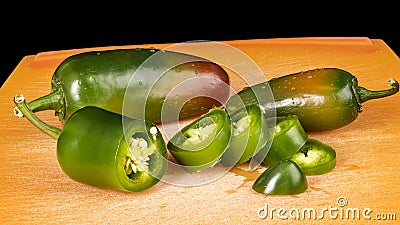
(14, 96, 168, 192)
(23, 48, 230, 124)
(226, 68, 399, 131)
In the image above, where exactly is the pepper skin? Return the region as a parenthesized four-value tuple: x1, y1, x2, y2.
(226, 68, 399, 131)
(14, 95, 168, 192)
(22, 48, 230, 124)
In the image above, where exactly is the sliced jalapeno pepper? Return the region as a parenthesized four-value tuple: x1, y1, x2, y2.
(14, 95, 168, 192)
(259, 115, 308, 166)
(291, 139, 336, 176)
(220, 104, 270, 166)
(167, 107, 231, 172)
(252, 159, 308, 195)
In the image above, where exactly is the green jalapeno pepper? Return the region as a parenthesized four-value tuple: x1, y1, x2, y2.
(252, 159, 308, 195)
(167, 107, 231, 172)
(14, 95, 168, 192)
(226, 68, 399, 131)
(291, 139, 336, 176)
(258, 115, 308, 166)
(17, 48, 230, 125)
(220, 104, 270, 167)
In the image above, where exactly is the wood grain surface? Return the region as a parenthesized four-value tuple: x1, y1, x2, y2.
(1, 38, 399, 224)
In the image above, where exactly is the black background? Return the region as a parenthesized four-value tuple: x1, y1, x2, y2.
(2, 10, 399, 87)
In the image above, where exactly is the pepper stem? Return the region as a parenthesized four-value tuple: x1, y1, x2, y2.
(26, 88, 65, 121)
(14, 94, 61, 140)
(357, 78, 399, 104)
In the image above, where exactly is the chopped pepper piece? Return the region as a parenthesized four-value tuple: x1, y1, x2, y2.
(291, 139, 336, 175)
(167, 107, 231, 172)
(252, 159, 308, 195)
(220, 104, 270, 166)
(258, 115, 308, 166)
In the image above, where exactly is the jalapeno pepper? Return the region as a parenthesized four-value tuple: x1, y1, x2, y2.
(17, 48, 230, 125)
(226, 68, 399, 131)
(14, 95, 168, 192)
(257, 115, 308, 166)
(291, 139, 336, 176)
(252, 159, 308, 195)
(167, 107, 231, 172)
(220, 104, 270, 167)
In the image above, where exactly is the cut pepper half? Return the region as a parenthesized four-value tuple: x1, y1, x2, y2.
(57, 107, 168, 192)
(14, 96, 169, 192)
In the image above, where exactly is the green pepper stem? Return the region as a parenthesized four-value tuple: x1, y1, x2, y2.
(14, 94, 61, 139)
(26, 88, 65, 121)
(357, 78, 399, 103)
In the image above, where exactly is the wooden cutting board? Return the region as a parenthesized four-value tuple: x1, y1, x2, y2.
(1, 37, 399, 224)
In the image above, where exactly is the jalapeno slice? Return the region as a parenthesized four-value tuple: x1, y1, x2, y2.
(291, 139, 336, 175)
(252, 159, 308, 195)
(260, 115, 308, 166)
(220, 104, 269, 166)
(167, 107, 231, 172)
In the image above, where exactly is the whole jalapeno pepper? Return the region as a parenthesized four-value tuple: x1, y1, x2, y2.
(17, 48, 230, 125)
(291, 139, 336, 176)
(226, 68, 399, 131)
(220, 104, 270, 167)
(257, 115, 308, 166)
(14, 95, 168, 192)
(252, 159, 308, 195)
(167, 107, 231, 173)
